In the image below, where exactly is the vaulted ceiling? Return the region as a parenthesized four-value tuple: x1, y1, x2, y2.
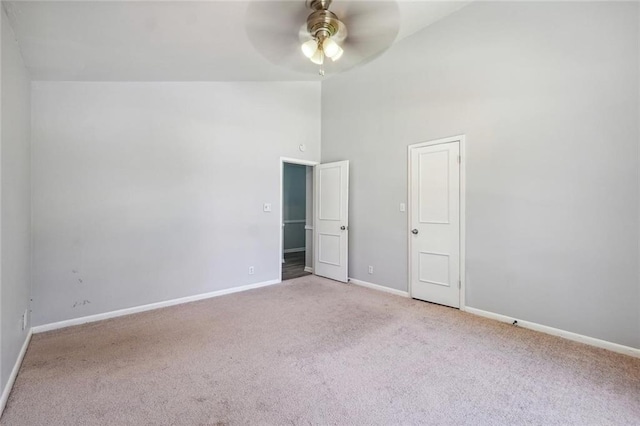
(4, 1, 470, 81)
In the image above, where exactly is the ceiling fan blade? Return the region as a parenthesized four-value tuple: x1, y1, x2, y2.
(299, 23, 313, 42)
(245, 1, 320, 74)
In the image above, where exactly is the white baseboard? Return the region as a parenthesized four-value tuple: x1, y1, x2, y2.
(348, 278, 410, 298)
(32, 279, 281, 334)
(0, 329, 32, 416)
(283, 248, 305, 254)
(463, 306, 640, 358)
(304, 266, 313, 273)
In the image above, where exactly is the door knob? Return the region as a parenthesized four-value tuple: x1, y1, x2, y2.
(340, 226, 347, 230)
(411, 229, 419, 235)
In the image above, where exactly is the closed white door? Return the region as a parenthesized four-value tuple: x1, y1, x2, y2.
(314, 161, 349, 282)
(410, 142, 460, 307)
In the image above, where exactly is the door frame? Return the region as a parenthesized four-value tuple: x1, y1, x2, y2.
(279, 157, 319, 282)
(407, 135, 467, 309)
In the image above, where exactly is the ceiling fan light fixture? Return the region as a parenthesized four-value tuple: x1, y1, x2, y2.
(310, 49, 324, 65)
(322, 37, 341, 59)
(301, 39, 318, 58)
(330, 45, 344, 61)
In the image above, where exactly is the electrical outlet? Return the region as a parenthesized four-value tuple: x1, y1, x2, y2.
(248, 266, 255, 275)
(368, 266, 374, 274)
(21, 309, 28, 331)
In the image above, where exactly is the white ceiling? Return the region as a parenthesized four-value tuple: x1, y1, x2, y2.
(3, 0, 470, 81)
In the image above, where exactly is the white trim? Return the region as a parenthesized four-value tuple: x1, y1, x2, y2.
(463, 306, 640, 358)
(349, 278, 410, 298)
(304, 266, 313, 273)
(32, 279, 281, 334)
(280, 157, 319, 167)
(407, 135, 466, 309)
(279, 157, 319, 282)
(460, 138, 466, 309)
(0, 329, 32, 416)
(283, 247, 305, 254)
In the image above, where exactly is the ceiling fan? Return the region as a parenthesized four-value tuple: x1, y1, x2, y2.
(245, 0, 400, 77)
(300, 0, 347, 69)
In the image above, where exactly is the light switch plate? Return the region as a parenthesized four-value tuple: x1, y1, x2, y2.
(263, 203, 271, 212)
(400, 203, 406, 212)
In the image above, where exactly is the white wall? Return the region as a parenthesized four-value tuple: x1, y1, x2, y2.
(321, 2, 640, 348)
(1, 8, 32, 388)
(32, 81, 320, 326)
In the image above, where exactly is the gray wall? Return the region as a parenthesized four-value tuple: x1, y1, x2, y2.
(1, 8, 32, 388)
(321, 1, 640, 348)
(31, 81, 320, 326)
(283, 163, 307, 251)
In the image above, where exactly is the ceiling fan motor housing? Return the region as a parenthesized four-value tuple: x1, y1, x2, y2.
(307, 0, 332, 12)
(306, 0, 341, 40)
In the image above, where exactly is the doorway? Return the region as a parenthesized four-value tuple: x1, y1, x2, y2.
(278, 157, 350, 283)
(408, 136, 466, 308)
(280, 159, 316, 281)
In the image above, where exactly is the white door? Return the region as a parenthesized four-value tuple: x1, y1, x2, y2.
(410, 141, 460, 307)
(314, 161, 349, 282)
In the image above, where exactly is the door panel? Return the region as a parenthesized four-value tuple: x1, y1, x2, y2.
(418, 251, 450, 287)
(318, 166, 342, 220)
(318, 233, 341, 266)
(410, 142, 460, 307)
(314, 161, 349, 282)
(419, 150, 451, 224)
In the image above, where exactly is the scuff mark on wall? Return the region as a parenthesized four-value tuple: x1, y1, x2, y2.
(72, 269, 84, 284)
(72, 300, 91, 308)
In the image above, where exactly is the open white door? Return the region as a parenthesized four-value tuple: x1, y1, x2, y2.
(314, 161, 349, 282)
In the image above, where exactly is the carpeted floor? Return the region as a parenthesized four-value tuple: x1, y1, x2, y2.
(2, 276, 639, 425)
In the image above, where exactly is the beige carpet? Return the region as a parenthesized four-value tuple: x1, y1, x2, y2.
(2, 276, 639, 425)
